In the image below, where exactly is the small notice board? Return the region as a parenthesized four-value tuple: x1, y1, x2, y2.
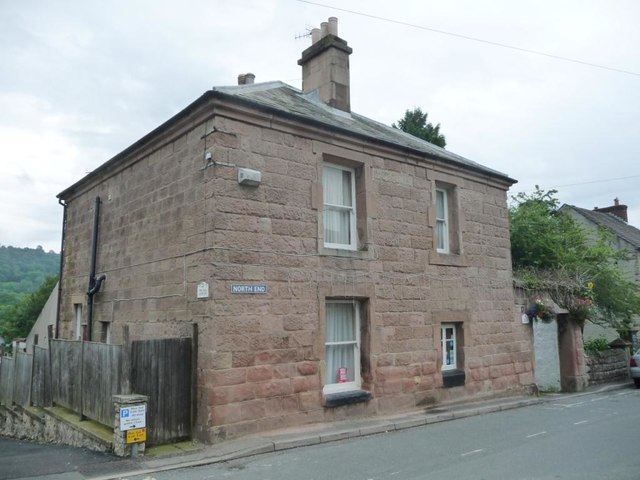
(126, 428, 147, 444)
(120, 404, 146, 431)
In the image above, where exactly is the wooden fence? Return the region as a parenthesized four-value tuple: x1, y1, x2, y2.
(50, 340, 126, 427)
(31, 346, 51, 407)
(0, 356, 15, 406)
(0, 335, 193, 446)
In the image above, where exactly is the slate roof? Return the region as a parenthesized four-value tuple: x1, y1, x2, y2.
(564, 205, 640, 249)
(59, 80, 515, 199)
(213, 82, 515, 183)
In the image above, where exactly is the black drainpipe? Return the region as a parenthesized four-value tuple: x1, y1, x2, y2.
(86, 196, 106, 341)
(55, 198, 67, 339)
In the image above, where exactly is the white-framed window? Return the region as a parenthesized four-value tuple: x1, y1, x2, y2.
(323, 163, 357, 250)
(324, 300, 361, 394)
(435, 188, 449, 253)
(441, 323, 457, 371)
(74, 303, 83, 340)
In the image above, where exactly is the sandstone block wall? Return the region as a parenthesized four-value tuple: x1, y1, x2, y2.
(59, 98, 533, 443)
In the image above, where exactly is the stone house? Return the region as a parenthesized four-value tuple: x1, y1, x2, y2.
(56, 18, 533, 442)
(562, 199, 640, 286)
(25, 282, 58, 351)
(561, 199, 640, 343)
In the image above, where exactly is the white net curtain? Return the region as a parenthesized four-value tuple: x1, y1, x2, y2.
(323, 166, 353, 245)
(325, 302, 356, 384)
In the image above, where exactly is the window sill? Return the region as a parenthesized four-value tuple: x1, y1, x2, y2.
(442, 369, 466, 388)
(429, 251, 468, 267)
(320, 246, 374, 260)
(323, 390, 372, 408)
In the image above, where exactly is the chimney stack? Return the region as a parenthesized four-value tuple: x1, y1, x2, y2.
(237, 73, 255, 85)
(594, 197, 628, 222)
(298, 17, 352, 112)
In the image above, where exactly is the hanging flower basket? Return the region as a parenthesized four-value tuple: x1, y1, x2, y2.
(568, 297, 593, 322)
(526, 298, 555, 323)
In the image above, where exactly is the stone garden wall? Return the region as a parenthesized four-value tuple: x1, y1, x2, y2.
(585, 349, 629, 385)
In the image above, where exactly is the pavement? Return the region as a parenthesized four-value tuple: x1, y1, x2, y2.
(85, 381, 632, 480)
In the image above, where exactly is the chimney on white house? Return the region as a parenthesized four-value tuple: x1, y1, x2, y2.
(237, 73, 255, 85)
(594, 197, 629, 222)
(297, 17, 352, 112)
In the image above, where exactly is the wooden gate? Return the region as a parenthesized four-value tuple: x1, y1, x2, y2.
(130, 337, 192, 445)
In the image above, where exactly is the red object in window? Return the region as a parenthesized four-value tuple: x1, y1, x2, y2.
(631, 357, 638, 367)
(338, 367, 348, 383)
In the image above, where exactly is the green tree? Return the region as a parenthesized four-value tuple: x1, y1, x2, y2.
(509, 187, 640, 334)
(0, 245, 59, 326)
(0, 275, 58, 341)
(392, 107, 446, 148)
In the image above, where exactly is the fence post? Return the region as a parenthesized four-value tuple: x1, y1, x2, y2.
(47, 326, 54, 407)
(30, 344, 37, 406)
(11, 353, 18, 406)
(121, 325, 131, 395)
(191, 322, 198, 436)
(79, 340, 85, 421)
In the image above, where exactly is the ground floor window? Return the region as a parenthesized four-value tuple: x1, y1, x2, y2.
(324, 300, 361, 394)
(441, 322, 465, 387)
(441, 323, 457, 370)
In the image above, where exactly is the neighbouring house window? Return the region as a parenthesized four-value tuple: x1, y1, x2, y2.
(436, 188, 449, 253)
(441, 323, 457, 370)
(100, 321, 111, 344)
(74, 304, 83, 340)
(324, 301, 361, 394)
(323, 164, 357, 250)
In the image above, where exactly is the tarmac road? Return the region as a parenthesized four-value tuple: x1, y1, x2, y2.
(128, 387, 640, 480)
(0, 437, 135, 480)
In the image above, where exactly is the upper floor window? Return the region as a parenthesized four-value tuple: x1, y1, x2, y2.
(323, 164, 357, 250)
(436, 188, 449, 253)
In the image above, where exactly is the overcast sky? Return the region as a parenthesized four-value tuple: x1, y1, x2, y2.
(2, 0, 639, 252)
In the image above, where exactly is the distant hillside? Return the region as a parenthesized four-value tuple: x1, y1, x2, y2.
(0, 245, 60, 323)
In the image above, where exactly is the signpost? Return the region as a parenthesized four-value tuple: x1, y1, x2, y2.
(113, 395, 148, 457)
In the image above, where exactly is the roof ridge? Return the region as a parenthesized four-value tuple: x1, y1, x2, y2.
(563, 204, 640, 249)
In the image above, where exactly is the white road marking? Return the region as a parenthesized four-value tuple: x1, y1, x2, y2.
(461, 449, 484, 457)
(574, 420, 588, 425)
(589, 397, 607, 402)
(552, 402, 585, 408)
(526, 431, 547, 438)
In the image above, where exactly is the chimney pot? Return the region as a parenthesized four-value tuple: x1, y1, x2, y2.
(614, 197, 620, 206)
(320, 22, 329, 37)
(311, 28, 321, 44)
(328, 17, 338, 36)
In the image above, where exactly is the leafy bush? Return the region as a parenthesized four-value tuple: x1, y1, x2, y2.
(583, 337, 610, 355)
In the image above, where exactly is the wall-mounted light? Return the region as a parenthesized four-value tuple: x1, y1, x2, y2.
(238, 168, 262, 187)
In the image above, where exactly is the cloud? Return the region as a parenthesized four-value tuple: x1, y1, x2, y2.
(1, 0, 639, 252)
